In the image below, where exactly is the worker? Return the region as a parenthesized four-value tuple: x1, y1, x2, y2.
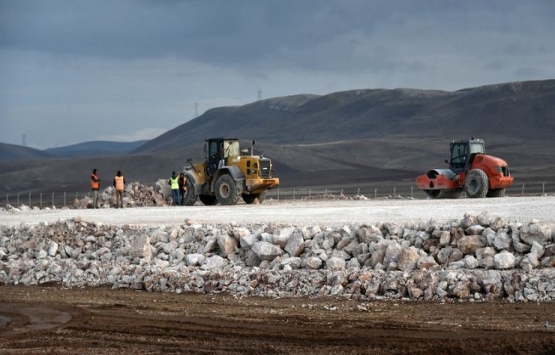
(168, 171, 180, 206)
(178, 172, 187, 205)
(113, 170, 125, 208)
(90, 169, 101, 209)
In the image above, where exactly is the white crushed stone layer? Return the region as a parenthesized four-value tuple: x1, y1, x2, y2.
(1, 196, 554, 227)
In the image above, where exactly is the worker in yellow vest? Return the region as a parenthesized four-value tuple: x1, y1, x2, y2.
(168, 171, 180, 206)
(113, 170, 125, 208)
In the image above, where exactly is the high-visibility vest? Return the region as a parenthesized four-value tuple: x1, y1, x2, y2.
(170, 176, 179, 189)
(115, 175, 124, 190)
(91, 174, 100, 190)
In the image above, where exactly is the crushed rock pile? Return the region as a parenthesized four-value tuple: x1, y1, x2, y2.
(73, 181, 170, 209)
(1, 212, 554, 302)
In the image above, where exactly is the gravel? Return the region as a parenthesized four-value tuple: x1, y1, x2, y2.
(1, 196, 555, 227)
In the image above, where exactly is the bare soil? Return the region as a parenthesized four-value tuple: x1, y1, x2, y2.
(1, 285, 555, 355)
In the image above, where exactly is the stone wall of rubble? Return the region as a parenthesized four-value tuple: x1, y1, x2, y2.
(73, 180, 171, 209)
(1, 212, 554, 302)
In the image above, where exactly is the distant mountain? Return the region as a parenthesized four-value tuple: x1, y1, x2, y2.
(45, 140, 148, 158)
(135, 79, 555, 153)
(0, 142, 52, 162)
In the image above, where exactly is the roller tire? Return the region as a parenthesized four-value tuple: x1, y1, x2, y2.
(215, 174, 239, 205)
(465, 169, 489, 198)
(423, 190, 461, 199)
(487, 188, 506, 198)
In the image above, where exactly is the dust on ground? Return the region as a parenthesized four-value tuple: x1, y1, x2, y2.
(1, 285, 555, 355)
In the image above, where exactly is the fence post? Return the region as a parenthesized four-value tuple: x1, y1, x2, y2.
(29, 192, 31, 207)
(309, 188, 311, 197)
(393, 187, 396, 197)
(17, 193, 20, 207)
(374, 188, 377, 199)
(521, 184, 525, 196)
(411, 186, 413, 198)
(75, 191, 78, 201)
(277, 188, 280, 201)
(357, 188, 360, 196)
(40, 193, 42, 208)
(52, 192, 55, 207)
(64, 192, 66, 207)
(543, 182, 545, 195)
(341, 189, 344, 196)
(293, 189, 296, 200)
(6, 193, 8, 206)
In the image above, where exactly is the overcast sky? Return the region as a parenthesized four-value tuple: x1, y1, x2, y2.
(1, 0, 554, 149)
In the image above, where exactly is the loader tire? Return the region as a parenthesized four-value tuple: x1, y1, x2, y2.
(199, 194, 217, 205)
(181, 178, 198, 206)
(487, 188, 506, 198)
(258, 191, 267, 203)
(465, 169, 489, 198)
(215, 174, 239, 205)
(242, 191, 267, 204)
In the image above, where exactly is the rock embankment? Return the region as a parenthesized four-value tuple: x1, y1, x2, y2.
(1, 212, 554, 302)
(73, 181, 170, 209)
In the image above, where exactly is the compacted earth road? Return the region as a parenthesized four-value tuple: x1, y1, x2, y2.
(1, 196, 555, 354)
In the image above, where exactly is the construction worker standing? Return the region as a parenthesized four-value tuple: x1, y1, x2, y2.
(90, 169, 101, 208)
(178, 172, 187, 205)
(113, 171, 125, 208)
(169, 171, 180, 206)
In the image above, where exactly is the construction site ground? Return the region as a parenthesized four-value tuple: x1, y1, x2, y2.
(1, 285, 554, 354)
(2, 197, 555, 354)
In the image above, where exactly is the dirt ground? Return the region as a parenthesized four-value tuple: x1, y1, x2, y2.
(0, 285, 554, 355)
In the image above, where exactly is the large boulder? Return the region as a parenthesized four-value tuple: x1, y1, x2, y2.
(251, 241, 283, 261)
(457, 235, 486, 255)
(519, 223, 552, 246)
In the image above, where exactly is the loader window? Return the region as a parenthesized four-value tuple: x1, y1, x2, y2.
(223, 140, 240, 158)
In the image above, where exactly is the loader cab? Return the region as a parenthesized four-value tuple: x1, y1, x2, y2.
(205, 138, 240, 177)
(448, 138, 485, 173)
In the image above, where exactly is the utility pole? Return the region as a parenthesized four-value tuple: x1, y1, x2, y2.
(257, 88, 262, 101)
(22, 134, 26, 147)
(194, 102, 198, 117)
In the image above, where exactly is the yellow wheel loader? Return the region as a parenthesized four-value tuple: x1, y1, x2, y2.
(182, 138, 279, 205)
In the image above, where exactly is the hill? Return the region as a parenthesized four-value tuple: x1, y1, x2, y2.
(1, 79, 554, 197)
(0, 142, 52, 162)
(135, 80, 555, 153)
(45, 140, 148, 158)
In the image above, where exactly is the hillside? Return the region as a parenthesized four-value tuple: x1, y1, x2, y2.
(45, 140, 148, 158)
(0, 142, 52, 162)
(135, 80, 555, 153)
(1, 79, 554, 197)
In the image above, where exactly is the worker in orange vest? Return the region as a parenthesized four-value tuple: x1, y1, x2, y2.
(90, 169, 101, 208)
(113, 170, 125, 208)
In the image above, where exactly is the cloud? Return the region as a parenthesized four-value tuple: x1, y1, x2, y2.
(1, 0, 555, 148)
(95, 127, 167, 142)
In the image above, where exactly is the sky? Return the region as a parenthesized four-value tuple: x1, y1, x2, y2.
(1, 0, 554, 149)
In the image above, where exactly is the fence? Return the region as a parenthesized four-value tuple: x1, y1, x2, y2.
(4, 191, 91, 209)
(3, 181, 554, 209)
(265, 181, 555, 201)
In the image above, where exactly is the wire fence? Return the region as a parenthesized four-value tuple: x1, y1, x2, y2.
(3, 181, 554, 209)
